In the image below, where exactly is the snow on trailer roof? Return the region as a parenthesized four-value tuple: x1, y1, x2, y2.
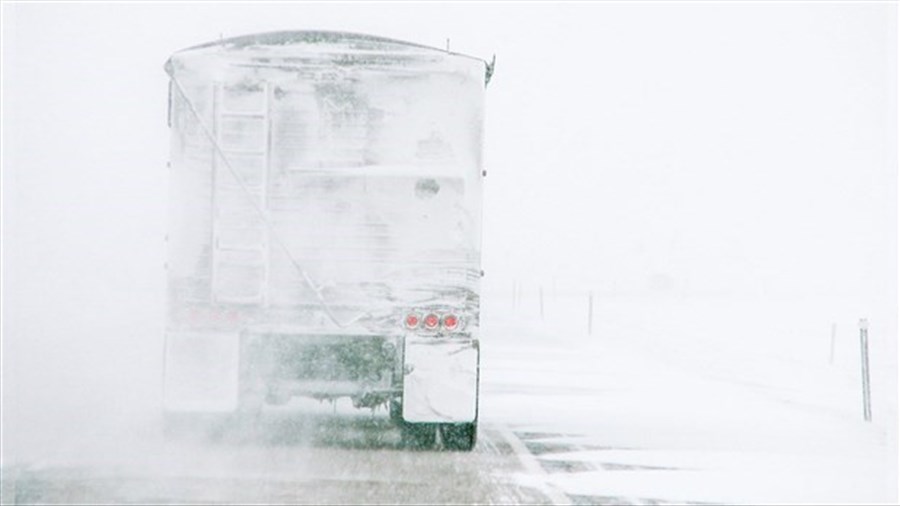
(165, 30, 494, 84)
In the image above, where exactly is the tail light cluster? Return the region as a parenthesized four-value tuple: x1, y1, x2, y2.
(404, 310, 462, 334)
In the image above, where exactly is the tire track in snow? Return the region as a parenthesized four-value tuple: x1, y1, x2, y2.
(495, 425, 573, 505)
(510, 431, 717, 506)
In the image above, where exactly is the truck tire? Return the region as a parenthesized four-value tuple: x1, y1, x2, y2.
(389, 399, 404, 424)
(440, 423, 477, 451)
(229, 379, 266, 440)
(400, 423, 436, 450)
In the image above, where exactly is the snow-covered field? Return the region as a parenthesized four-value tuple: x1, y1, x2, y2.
(480, 291, 898, 504)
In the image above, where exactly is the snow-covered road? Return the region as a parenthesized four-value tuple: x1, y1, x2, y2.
(480, 305, 897, 505)
(1, 418, 549, 505)
(2, 299, 896, 504)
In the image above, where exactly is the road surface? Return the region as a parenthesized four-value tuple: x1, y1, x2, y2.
(2, 408, 565, 505)
(1, 311, 894, 505)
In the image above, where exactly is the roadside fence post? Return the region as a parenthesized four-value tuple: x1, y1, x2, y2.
(588, 291, 594, 336)
(859, 318, 872, 422)
(539, 286, 544, 321)
(829, 323, 836, 365)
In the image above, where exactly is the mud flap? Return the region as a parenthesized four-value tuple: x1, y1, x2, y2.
(163, 331, 240, 412)
(402, 338, 479, 423)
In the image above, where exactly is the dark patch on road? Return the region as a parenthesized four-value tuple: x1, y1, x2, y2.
(514, 431, 582, 441)
(594, 462, 679, 471)
(507, 431, 702, 505)
(538, 458, 678, 474)
(524, 440, 632, 456)
(538, 459, 596, 473)
(514, 432, 636, 457)
(569, 495, 718, 506)
(525, 440, 583, 455)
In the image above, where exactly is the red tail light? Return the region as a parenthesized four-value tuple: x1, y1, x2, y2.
(423, 313, 440, 330)
(442, 314, 458, 330)
(405, 314, 420, 329)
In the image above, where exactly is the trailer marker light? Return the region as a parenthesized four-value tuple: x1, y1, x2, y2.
(405, 314, 420, 329)
(424, 313, 440, 330)
(443, 314, 458, 330)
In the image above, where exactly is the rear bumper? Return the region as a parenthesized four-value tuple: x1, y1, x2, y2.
(162, 330, 481, 423)
(163, 330, 401, 412)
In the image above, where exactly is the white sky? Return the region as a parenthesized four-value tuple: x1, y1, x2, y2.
(1, 1, 897, 337)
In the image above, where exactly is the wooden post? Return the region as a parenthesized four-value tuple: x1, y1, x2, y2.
(539, 286, 544, 320)
(859, 319, 872, 422)
(588, 291, 594, 336)
(517, 281, 523, 312)
(829, 323, 836, 365)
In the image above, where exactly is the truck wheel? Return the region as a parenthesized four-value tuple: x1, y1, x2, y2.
(389, 400, 404, 424)
(440, 423, 477, 451)
(229, 381, 264, 435)
(401, 423, 436, 450)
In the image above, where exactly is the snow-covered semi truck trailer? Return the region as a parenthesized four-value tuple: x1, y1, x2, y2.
(162, 32, 491, 450)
